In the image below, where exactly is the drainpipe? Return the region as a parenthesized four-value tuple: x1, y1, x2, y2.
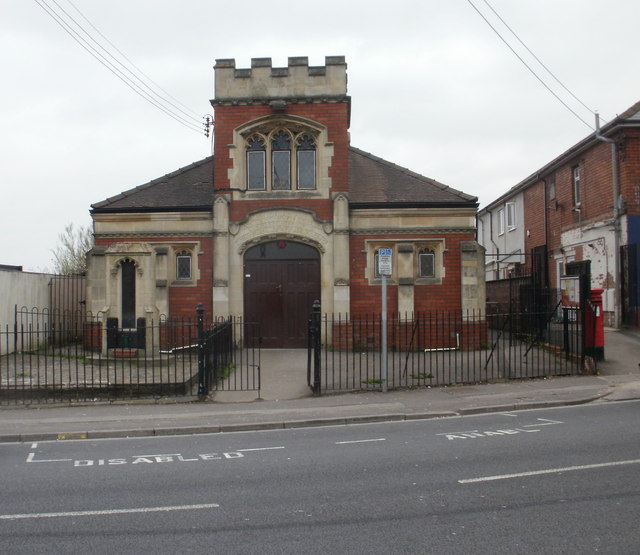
(595, 113, 621, 328)
(489, 210, 500, 279)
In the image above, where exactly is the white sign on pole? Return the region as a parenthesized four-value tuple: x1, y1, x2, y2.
(378, 248, 392, 276)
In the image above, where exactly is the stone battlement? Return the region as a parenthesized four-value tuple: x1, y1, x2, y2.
(213, 56, 347, 104)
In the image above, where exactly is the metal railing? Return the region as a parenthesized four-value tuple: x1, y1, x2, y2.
(197, 305, 261, 397)
(308, 308, 587, 394)
(1, 307, 261, 405)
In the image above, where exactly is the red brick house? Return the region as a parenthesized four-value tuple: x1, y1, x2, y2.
(87, 57, 483, 348)
(478, 100, 640, 328)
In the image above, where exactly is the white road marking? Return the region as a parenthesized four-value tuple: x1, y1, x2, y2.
(523, 418, 563, 427)
(237, 446, 285, 452)
(26, 452, 72, 463)
(459, 458, 640, 484)
(335, 438, 386, 445)
(133, 453, 182, 458)
(438, 418, 564, 440)
(31, 443, 38, 449)
(0, 503, 220, 521)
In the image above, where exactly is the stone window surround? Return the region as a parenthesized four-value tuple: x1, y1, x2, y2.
(246, 128, 317, 191)
(365, 239, 445, 286)
(228, 114, 333, 199)
(170, 243, 200, 286)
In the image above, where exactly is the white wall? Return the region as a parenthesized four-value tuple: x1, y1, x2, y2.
(0, 268, 54, 328)
(478, 191, 526, 280)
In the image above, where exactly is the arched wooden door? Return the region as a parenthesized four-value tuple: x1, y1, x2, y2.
(244, 241, 320, 348)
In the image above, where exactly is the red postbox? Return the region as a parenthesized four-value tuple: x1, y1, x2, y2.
(585, 288, 605, 361)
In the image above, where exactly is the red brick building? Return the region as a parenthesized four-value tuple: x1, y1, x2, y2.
(478, 101, 640, 328)
(87, 57, 483, 347)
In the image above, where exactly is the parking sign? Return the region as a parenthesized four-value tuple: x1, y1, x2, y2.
(378, 248, 392, 276)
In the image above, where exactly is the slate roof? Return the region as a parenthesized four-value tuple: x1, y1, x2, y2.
(348, 147, 477, 207)
(91, 148, 476, 213)
(91, 156, 214, 213)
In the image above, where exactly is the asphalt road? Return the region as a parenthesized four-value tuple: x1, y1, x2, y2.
(1, 401, 639, 554)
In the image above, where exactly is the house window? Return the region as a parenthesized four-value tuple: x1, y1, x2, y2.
(245, 128, 316, 191)
(176, 251, 192, 280)
(418, 248, 435, 278)
(498, 209, 505, 235)
(506, 202, 517, 230)
(572, 165, 581, 206)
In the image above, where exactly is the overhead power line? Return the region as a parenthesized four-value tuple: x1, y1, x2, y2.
(466, 0, 595, 130)
(33, 0, 207, 135)
(481, 0, 601, 122)
(65, 0, 202, 122)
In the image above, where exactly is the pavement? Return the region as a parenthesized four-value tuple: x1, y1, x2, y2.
(1, 328, 638, 443)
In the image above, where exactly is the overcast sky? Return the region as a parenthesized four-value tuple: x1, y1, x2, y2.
(2, 0, 640, 271)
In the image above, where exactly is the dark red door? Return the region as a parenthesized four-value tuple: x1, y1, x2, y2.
(244, 241, 320, 348)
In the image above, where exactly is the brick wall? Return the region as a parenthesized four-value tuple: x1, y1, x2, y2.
(348, 233, 475, 313)
(523, 179, 546, 273)
(330, 314, 487, 351)
(213, 102, 350, 195)
(620, 129, 640, 219)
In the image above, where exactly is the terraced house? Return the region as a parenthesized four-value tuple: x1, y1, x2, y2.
(87, 56, 484, 348)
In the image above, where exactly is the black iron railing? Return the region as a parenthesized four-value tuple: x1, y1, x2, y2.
(197, 305, 261, 397)
(1, 306, 260, 405)
(307, 308, 588, 393)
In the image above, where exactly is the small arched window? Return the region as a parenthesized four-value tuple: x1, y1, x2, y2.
(176, 250, 192, 280)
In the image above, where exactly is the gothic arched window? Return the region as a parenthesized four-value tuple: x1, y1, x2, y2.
(246, 135, 266, 190)
(271, 130, 292, 190)
(244, 127, 317, 191)
(297, 134, 316, 190)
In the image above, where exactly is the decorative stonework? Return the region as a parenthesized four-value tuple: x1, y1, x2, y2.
(238, 234, 324, 255)
(350, 227, 474, 235)
(213, 56, 347, 105)
(110, 258, 144, 278)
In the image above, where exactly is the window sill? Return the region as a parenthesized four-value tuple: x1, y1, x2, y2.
(241, 189, 323, 199)
(415, 277, 442, 286)
(171, 279, 195, 287)
(370, 278, 397, 286)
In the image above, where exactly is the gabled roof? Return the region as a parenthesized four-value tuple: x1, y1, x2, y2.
(91, 156, 214, 213)
(91, 148, 477, 213)
(479, 99, 640, 213)
(348, 146, 477, 207)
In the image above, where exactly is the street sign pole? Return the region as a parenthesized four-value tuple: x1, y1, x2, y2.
(381, 273, 388, 392)
(377, 248, 392, 393)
